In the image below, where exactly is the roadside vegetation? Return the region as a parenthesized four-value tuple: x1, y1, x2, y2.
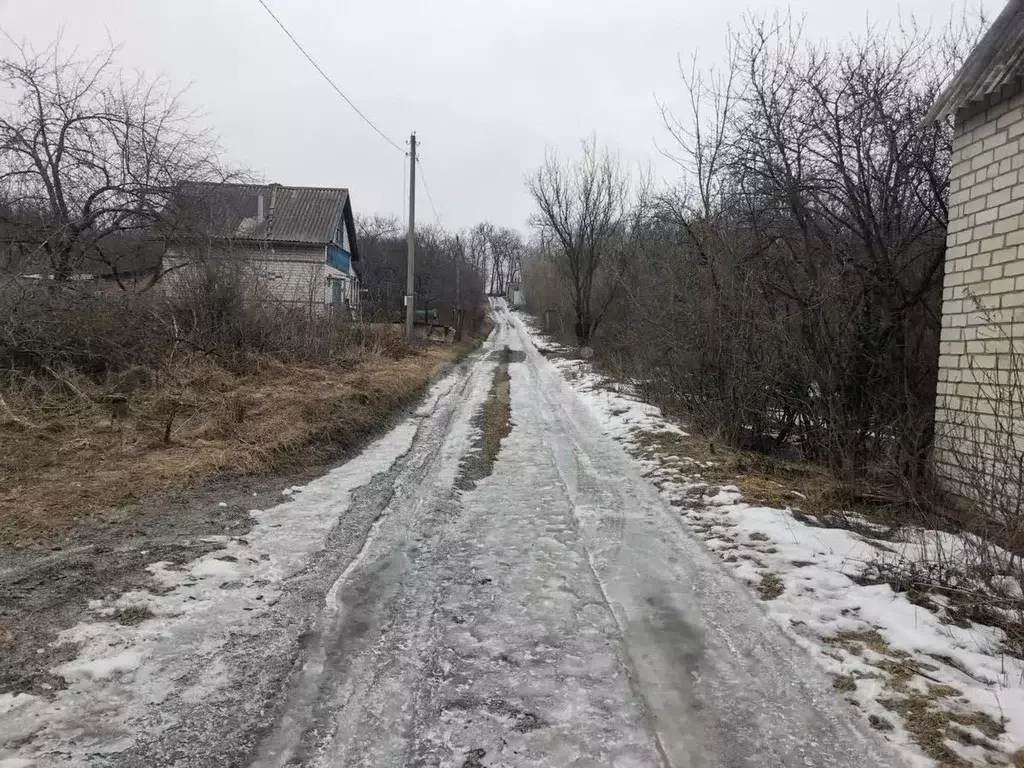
(523, 13, 1024, 764)
(0, 273, 490, 545)
(0, 39, 507, 547)
(523, 13, 1016, 615)
(0, 38, 504, 699)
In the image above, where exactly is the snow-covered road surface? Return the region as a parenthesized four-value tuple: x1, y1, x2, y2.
(251, 302, 902, 768)
(1, 301, 904, 767)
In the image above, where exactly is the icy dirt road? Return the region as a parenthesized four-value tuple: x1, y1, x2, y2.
(248, 303, 902, 768)
(1, 301, 904, 768)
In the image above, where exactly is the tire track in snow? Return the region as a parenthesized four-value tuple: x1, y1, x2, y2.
(250, 321, 507, 767)
(499, 302, 906, 767)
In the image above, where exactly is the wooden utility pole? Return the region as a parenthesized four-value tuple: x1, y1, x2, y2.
(405, 133, 417, 340)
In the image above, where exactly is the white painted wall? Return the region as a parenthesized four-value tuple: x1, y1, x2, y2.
(162, 243, 330, 308)
(936, 89, 1024, 490)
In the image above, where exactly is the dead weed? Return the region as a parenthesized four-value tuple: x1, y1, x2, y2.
(825, 629, 1009, 765)
(0, 334, 484, 545)
(880, 691, 1004, 766)
(757, 572, 784, 600)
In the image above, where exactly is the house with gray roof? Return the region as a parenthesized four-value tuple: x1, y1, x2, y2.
(928, 0, 1024, 498)
(166, 181, 362, 314)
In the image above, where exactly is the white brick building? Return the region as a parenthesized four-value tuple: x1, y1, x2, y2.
(927, 0, 1024, 495)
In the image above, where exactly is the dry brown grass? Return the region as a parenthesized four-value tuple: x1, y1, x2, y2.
(0, 328, 485, 545)
(757, 571, 784, 600)
(822, 629, 1008, 765)
(880, 692, 1004, 766)
(632, 430, 907, 532)
(825, 629, 894, 656)
(833, 674, 857, 692)
(482, 353, 512, 465)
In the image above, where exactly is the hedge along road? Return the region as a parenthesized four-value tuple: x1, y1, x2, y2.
(1, 300, 905, 768)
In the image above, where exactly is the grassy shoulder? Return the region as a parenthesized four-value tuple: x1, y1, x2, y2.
(0, 324, 489, 546)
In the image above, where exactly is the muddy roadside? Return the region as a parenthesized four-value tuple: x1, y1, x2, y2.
(0, 345, 488, 702)
(455, 346, 518, 490)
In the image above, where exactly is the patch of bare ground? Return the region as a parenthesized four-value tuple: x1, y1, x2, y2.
(456, 347, 514, 489)
(0, 324, 490, 697)
(631, 429, 910, 536)
(756, 571, 784, 600)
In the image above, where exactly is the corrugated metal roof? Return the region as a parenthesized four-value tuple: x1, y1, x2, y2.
(926, 0, 1024, 123)
(178, 182, 351, 246)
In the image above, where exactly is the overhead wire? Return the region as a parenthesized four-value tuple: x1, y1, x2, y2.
(416, 158, 442, 225)
(255, 0, 405, 155)
(256, 0, 444, 233)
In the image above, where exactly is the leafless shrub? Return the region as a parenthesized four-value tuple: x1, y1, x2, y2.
(853, 299, 1024, 657)
(524, 15, 983, 484)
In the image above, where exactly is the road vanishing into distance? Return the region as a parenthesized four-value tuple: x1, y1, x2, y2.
(3, 302, 904, 768)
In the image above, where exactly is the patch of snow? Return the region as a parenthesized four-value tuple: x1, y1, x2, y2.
(0, 694, 36, 717)
(189, 556, 240, 581)
(145, 561, 187, 590)
(55, 651, 144, 683)
(994, 575, 1024, 600)
(704, 487, 742, 506)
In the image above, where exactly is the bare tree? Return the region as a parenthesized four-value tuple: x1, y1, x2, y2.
(527, 138, 638, 346)
(0, 39, 228, 286)
(489, 227, 523, 295)
(523, 15, 983, 481)
(357, 217, 487, 328)
(467, 222, 495, 293)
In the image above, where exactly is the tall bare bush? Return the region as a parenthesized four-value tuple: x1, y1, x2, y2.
(527, 138, 645, 346)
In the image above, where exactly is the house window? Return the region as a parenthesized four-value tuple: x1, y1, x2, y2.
(328, 276, 348, 307)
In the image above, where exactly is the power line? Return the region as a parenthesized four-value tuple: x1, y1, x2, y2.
(416, 158, 441, 225)
(255, 0, 405, 155)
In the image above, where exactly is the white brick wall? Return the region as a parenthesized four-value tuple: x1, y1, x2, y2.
(163, 243, 330, 308)
(936, 90, 1024, 485)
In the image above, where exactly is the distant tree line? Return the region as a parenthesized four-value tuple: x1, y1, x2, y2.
(357, 216, 523, 326)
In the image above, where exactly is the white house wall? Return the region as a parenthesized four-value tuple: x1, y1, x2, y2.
(936, 88, 1024, 491)
(162, 244, 332, 308)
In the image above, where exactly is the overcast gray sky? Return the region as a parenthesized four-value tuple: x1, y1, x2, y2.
(0, 0, 1005, 232)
